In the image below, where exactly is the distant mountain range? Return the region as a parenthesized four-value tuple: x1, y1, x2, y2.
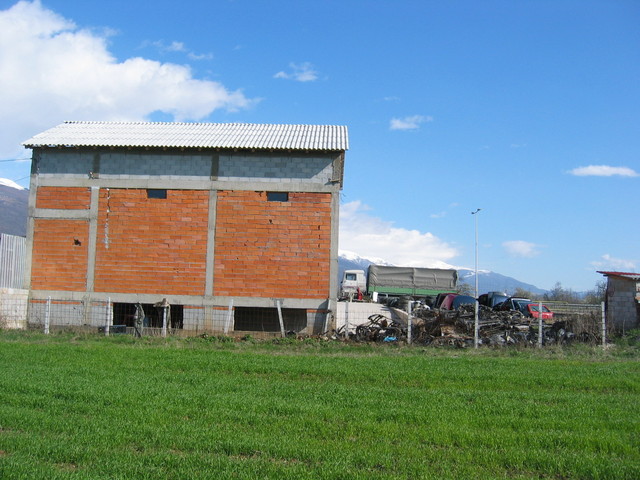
(338, 250, 547, 296)
(0, 180, 28, 237)
(455, 267, 547, 296)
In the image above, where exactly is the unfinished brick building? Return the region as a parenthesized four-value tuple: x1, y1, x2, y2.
(598, 271, 640, 332)
(22, 121, 348, 335)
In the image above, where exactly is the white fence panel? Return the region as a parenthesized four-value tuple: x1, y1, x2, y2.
(0, 234, 26, 289)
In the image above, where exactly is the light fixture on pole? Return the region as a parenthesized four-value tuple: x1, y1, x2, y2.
(471, 208, 481, 348)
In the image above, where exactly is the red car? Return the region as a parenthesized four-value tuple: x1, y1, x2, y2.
(525, 303, 553, 320)
(438, 293, 458, 310)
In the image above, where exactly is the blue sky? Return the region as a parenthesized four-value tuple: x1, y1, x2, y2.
(0, 0, 638, 292)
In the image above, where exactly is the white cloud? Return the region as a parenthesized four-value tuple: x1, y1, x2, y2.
(339, 200, 459, 269)
(429, 203, 458, 219)
(149, 40, 213, 60)
(273, 62, 318, 82)
(389, 115, 433, 131)
(502, 240, 541, 258)
(188, 52, 214, 61)
(0, 1, 253, 158)
(150, 40, 187, 52)
(591, 254, 636, 271)
(568, 165, 639, 177)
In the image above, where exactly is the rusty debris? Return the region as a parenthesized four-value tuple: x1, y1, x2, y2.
(341, 304, 601, 347)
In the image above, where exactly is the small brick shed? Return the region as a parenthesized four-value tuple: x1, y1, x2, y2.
(22, 121, 348, 335)
(598, 271, 640, 332)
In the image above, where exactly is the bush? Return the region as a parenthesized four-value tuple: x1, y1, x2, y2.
(615, 329, 640, 347)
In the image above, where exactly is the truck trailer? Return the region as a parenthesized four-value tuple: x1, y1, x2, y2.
(340, 265, 458, 302)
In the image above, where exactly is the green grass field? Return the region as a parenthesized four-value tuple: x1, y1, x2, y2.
(0, 331, 638, 479)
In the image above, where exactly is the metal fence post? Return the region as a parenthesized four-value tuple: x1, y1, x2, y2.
(601, 301, 606, 348)
(224, 299, 233, 335)
(44, 296, 51, 335)
(538, 301, 543, 348)
(407, 301, 412, 345)
(474, 300, 479, 348)
(162, 305, 167, 338)
(105, 297, 111, 336)
(275, 299, 285, 338)
(344, 301, 350, 339)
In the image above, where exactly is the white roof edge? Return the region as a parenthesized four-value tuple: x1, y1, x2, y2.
(23, 121, 349, 152)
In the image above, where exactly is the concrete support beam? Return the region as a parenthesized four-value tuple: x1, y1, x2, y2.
(32, 209, 91, 219)
(34, 176, 340, 193)
(205, 189, 217, 296)
(85, 186, 100, 292)
(23, 172, 38, 291)
(328, 190, 340, 319)
(28, 289, 330, 310)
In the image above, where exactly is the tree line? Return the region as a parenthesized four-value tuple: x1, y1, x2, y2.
(458, 281, 606, 304)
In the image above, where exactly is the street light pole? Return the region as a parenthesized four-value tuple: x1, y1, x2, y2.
(471, 208, 481, 348)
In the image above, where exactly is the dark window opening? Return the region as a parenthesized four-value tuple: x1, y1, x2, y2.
(234, 307, 307, 332)
(147, 189, 167, 199)
(113, 302, 183, 329)
(267, 192, 288, 202)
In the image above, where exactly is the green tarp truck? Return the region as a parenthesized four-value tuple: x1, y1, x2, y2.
(367, 265, 458, 299)
(340, 265, 458, 302)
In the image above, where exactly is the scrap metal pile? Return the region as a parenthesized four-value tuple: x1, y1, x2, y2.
(345, 304, 598, 347)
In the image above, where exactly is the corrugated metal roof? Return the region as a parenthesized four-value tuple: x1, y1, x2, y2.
(23, 121, 349, 151)
(597, 271, 640, 281)
(0, 233, 26, 289)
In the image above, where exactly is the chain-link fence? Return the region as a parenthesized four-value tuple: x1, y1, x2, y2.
(0, 293, 330, 338)
(0, 290, 618, 347)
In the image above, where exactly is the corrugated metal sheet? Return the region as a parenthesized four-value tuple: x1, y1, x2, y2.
(23, 121, 349, 151)
(0, 234, 26, 289)
(597, 271, 640, 281)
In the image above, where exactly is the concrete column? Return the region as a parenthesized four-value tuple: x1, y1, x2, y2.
(328, 189, 340, 317)
(86, 186, 100, 293)
(205, 189, 218, 297)
(23, 161, 39, 291)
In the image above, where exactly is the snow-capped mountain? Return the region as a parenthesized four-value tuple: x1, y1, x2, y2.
(339, 249, 392, 269)
(337, 250, 395, 284)
(456, 268, 547, 296)
(0, 178, 26, 190)
(338, 251, 547, 296)
(0, 178, 28, 237)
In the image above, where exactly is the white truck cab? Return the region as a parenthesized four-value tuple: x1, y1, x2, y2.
(340, 269, 367, 300)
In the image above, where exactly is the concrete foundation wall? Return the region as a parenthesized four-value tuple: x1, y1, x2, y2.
(335, 302, 406, 332)
(0, 288, 28, 329)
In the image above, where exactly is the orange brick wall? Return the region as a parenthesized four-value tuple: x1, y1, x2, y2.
(30, 187, 334, 301)
(214, 191, 332, 299)
(94, 189, 209, 295)
(36, 186, 91, 209)
(31, 219, 89, 291)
